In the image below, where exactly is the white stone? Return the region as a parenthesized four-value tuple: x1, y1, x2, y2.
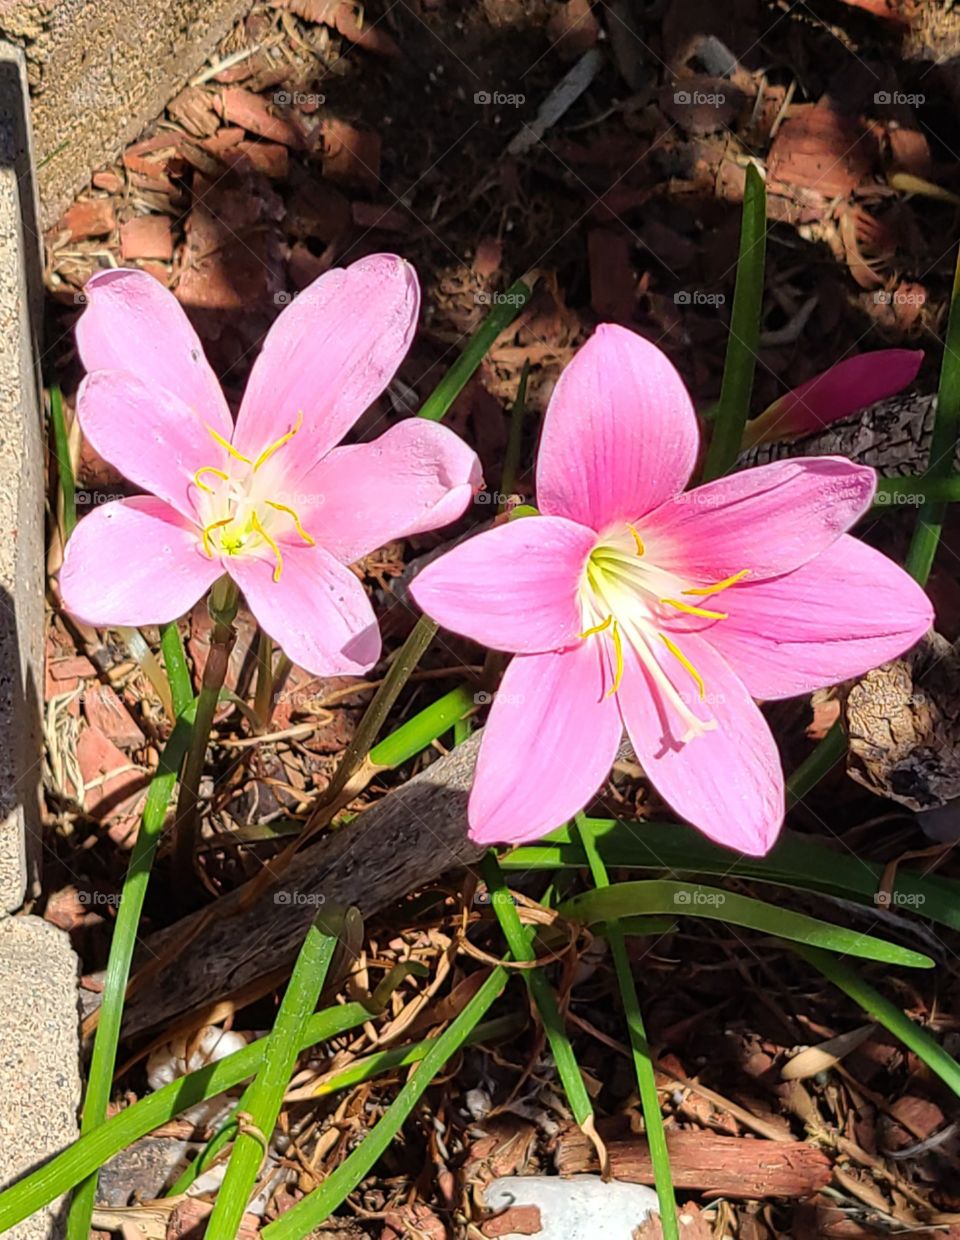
(483, 1175, 660, 1239)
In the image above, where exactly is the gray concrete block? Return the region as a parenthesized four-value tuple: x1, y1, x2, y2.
(0, 915, 80, 1240)
(0, 0, 253, 227)
(0, 42, 44, 914)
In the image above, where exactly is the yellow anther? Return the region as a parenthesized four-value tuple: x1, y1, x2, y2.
(206, 424, 253, 465)
(264, 499, 315, 546)
(193, 465, 229, 495)
(251, 511, 284, 582)
(658, 631, 705, 700)
(201, 516, 233, 558)
(253, 411, 304, 472)
(606, 619, 624, 697)
(659, 598, 728, 620)
(683, 569, 750, 598)
(626, 523, 645, 556)
(580, 614, 613, 639)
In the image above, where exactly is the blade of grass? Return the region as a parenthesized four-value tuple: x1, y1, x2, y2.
(480, 852, 596, 1127)
(558, 881, 933, 968)
(417, 279, 532, 422)
(368, 684, 475, 768)
(905, 244, 960, 583)
(205, 908, 355, 1240)
(789, 944, 960, 1097)
(66, 702, 197, 1240)
(261, 964, 509, 1240)
(700, 164, 767, 481)
(160, 620, 193, 717)
(503, 817, 960, 933)
(49, 384, 76, 538)
(575, 816, 677, 1240)
(0, 1002, 378, 1231)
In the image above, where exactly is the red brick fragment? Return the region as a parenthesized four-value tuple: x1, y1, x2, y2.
(120, 215, 174, 261)
(82, 684, 145, 751)
(320, 119, 381, 189)
(219, 87, 305, 148)
(56, 198, 116, 241)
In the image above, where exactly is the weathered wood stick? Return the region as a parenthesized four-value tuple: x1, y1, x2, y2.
(117, 732, 486, 1040)
(739, 394, 939, 475)
(554, 1124, 832, 1198)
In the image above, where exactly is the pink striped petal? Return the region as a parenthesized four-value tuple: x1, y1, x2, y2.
(743, 349, 923, 448)
(77, 370, 226, 520)
(536, 324, 699, 531)
(411, 516, 596, 654)
(699, 535, 933, 700)
(617, 636, 784, 855)
(228, 544, 380, 676)
(60, 497, 219, 627)
(294, 419, 482, 564)
(232, 255, 419, 475)
(77, 268, 232, 439)
(643, 457, 876, 583)
(468, 642, 622, 845)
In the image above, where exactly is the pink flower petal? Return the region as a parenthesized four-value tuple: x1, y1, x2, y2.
(616, 636, 784, 855)
(695, 535, 933, 700)
(743, 349, 924, 448)
(60, 497, 220, 627)
(77, 370, 226, 520)
(232, 254, 419, 475)
(536, 324, 699, 531)
(295, 419, 482, 564)
(468, 642, 623, 845)
(77, 268, 232, 439)
(412, 515, 596, 654)
(228, 543, 380, 676)
(643, 457, 876, 583)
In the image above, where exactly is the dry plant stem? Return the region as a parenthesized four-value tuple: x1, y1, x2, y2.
(253, 630, 275, 731)
(173, 577, 239, 890)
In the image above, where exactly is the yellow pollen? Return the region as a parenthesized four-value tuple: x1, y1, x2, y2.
(201, 516, 234, 558)
(251, 511, 284, 582)
(264, 499, 315, 546)
(206, 424, 253, 465)
(253, 411, 304, 472)
(626, 523, 645, 556)
(193, 465, 229, 495)
(683, 569, 750, 598)
(660, 597, 728, 620)
(580, 614, 613, 639)
(607, 619, 624, 697)
(658, 631, 705, 700)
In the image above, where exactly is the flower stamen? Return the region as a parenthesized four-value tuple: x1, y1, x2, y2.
(660, 597, 728, 620)
(201, 516, 233, 558)
(251, 511, 284, 582)
(626, 523, 645, 556)
(193, 465, 229, 495)
(607, 619, 624, 697)
(683, 569, 750, 598)
(253, 411, 304, 472)
(206, 424, 253, 465)
(264, 499, 315, 546)
(580, 614, 613, 639)
(658, 631, 705, 700)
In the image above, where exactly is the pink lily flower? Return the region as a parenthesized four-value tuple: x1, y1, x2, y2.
(411, 326, 933, 855)
(59, 256, 481, 675)
(742, 348, 923, 448)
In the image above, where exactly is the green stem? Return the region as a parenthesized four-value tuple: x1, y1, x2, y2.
(262, 966, 509, 1239)
(905, 245, 960, 583)
(160, 621, 193, 717)
(65, 706, 197, 1240)
(254, 630, 275, 729)
(205, 909, 352, 1239)
(701, 164, 766, 481)
(575, 817, 678, 1240)
(417, 280, 532, 422)
(479, 852, 595, 1126)
(49, 384, 76, 538)
(319, 616, 439, 806)
(173, 577, 239, 890)
(499, 360, 530, 508)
